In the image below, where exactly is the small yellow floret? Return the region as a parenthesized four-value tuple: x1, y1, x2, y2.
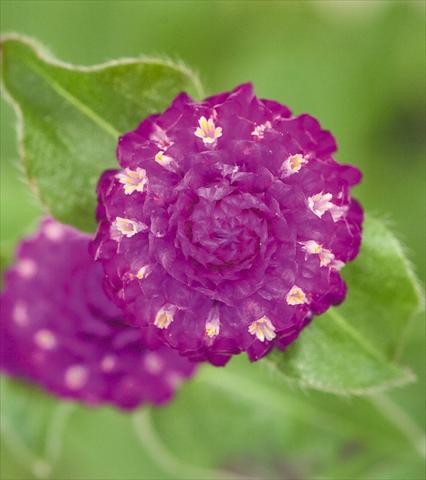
(205, 315, 220, 338)
(251, 121, 272, 139)
(34, 329, 57, 350)
(307, 192, 334, 218)
(136, 265, 150, 280)
(194, 116, 222, 145)
(155, 151, 173, 168)
(286, 286, 308, 306)
(282, 154, 308, 176)
(154, 305, 175, 329)
(116, 168, 148, 195)
(112, 217, 144, 239)
(248, 316, 276, 342)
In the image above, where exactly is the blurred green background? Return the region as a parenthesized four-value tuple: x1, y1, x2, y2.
(1, 1, 425, 479)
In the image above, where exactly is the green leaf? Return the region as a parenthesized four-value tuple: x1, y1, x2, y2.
(266, 214, 424, 394)
(0, 34, 203, 231)
(0, 239, 14, 274)
(0, 376, 74, 479)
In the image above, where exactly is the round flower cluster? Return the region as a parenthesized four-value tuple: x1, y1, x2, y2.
(92, 83, 363, 365)
(0, 218, 196, 409)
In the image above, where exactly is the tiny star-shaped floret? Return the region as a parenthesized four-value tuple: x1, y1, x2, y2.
(194, 116, 222, 145)
(100, 355, 116, 372)
(318, 248, 335, 267)
(143, 352, 164, 374)
(116, 168, 148, 195)
(34, 329, 57, 350)
(44, 222, 65, 241)
(154, 305, 176, 329)
(248, 316, 276, 342)
(205, 309, 220, 338)
(330, 205, 348, 222)
(111, 217, 146, 240)
(16, 258, 37, 278)
(155, 151, 174, 169)
(307, 192, 334, 218)
(251, 121, 272, 139)
(300, 240, 322, 255)
(300, 240, 339, 268)
(286, 285, 308, 305)
(136, 265, 151, 280)
(166, 372, 184, 389)
(13, 301, 29, 326)
(65, 365, 88, 390)
(281, 154, 308, 177)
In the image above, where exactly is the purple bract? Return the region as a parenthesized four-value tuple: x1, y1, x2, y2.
(91, 83, 363, 365)
(0, 218, 196, 409)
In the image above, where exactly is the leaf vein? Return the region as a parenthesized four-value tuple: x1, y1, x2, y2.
(328, 308, 387, 363)
(26, 58, 121, 139)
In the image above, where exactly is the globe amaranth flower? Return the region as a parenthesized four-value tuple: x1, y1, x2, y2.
(0, 218, 196, 409)
(91, 83, 363, 366)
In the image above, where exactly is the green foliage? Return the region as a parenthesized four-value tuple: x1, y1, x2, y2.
(0, 35, 202, 231)
(0, 377, 74, 479)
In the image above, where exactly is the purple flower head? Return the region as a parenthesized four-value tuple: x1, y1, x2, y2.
(92, 83, 363, 365)
(0, 218, 196, 409)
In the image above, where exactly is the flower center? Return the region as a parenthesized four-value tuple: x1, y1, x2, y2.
(188, 197, 262, 269)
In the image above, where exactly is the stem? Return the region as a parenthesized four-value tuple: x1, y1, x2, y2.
(44, 402, 75, 464)
(132, 408, 243, 480)
(369, 393, 426, 459)
(0, 414, 51, 479)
